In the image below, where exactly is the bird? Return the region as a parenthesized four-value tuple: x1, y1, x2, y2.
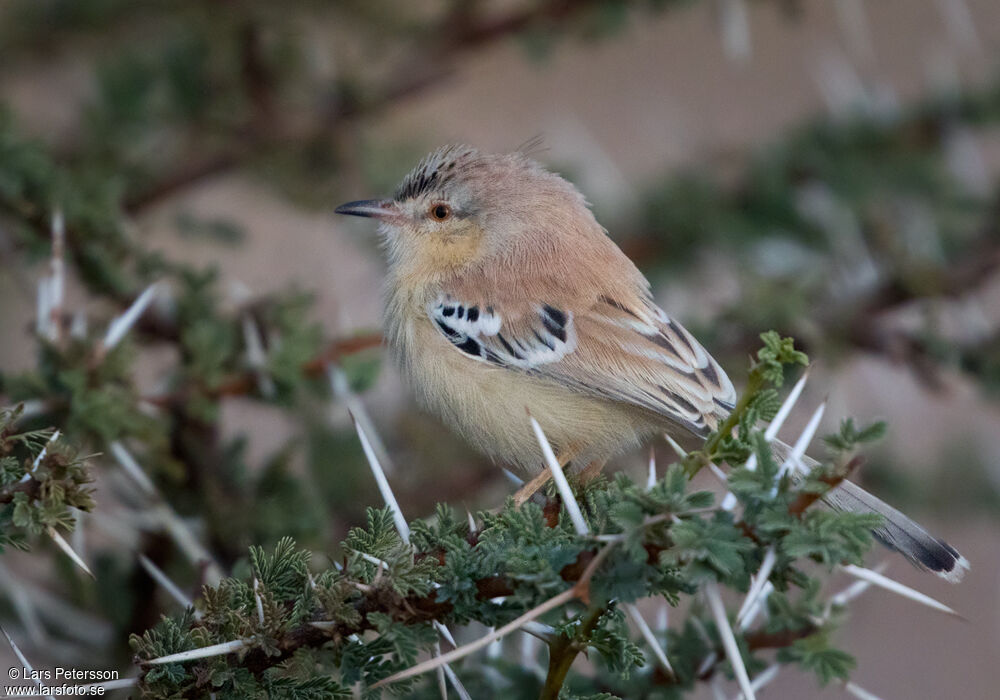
(335, 144, 968, 582)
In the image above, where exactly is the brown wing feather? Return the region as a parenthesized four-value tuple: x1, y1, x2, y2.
(430, 277, 735, 437)
(550, 293, 735, 435)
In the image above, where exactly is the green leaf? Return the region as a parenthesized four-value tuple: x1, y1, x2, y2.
(778, 632, 856, 685)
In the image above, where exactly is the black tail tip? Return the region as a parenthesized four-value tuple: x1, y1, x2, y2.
(873, 532, 970, 583)
(914, 539, 969, 583)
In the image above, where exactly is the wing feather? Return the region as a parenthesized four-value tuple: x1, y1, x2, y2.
(428, 289, 735, 436)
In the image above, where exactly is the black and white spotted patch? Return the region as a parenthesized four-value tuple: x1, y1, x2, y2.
(428, 296, 576, 369)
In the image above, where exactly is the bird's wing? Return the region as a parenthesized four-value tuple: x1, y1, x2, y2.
(427, 288, 735, 436)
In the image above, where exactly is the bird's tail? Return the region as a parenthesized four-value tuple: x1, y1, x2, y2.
(772, 440, 969, 583)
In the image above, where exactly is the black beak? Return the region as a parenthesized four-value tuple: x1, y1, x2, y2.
(334, 199, 398, 219)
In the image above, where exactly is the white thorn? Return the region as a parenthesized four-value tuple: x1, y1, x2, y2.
(110, 440, 156, 497)
(529, 416, 588, 536)
(626, 602, 675, 677)
(743, 370, 810, 476)
(776, 400, 826, 486)
(242, 315, 275, 398)
(148, 639, 247, 664)
(329, 365, 394, 474)
(501, 468, 524, 487)
(110, 442, 224, 584)
(765, 370, 810, 443)
(656, 601, 669, 633)
(71, 509, 86, 562)
(139, 554, 196, 613)
(434, 621, 457, 648)
(36, 276, 52, 338)
(844, 680, 885, 700)
(48, 209, 65, 343)
(21, 429, 60, 483)
(351, 413, 409, 543)
(732, 663, 781, 700)
(720, 492, 738, 511)
(156, 503, 224, 586)
(663, 434, 688, 459)
(705, 461, 738, 512)
(839, 564, 960, 618)
(0, 567, 45, 645)
(705, 582, 755, 700)
(828, 561, 889, 610)
(647, 448, 657, 490)
(308, 620, 338, 630)
(253, 578, 265, 625)
(0, 563, 111, 645)
(736, 545, 777, 627)
(70, 311, 87, 339)
(466, 510, 476, 532)
(520, 632, 538, 671)
(48, 528, 94, 578)
(357, 551, 390, 570)
(486, 627, 502, 659)
(519, 621, 556, 641)
(102, 283, 160, 352)
(442, 661, 471, 700)
(739, 581, 773, 632)
(2, 625, 55, 700)
(705, 461, 728, 486)
(435, 646, 447, 700)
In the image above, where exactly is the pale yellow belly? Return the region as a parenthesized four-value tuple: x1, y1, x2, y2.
(395, 318, 656, 473)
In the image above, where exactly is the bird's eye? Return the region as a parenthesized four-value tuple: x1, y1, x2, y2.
(429, 203, 452, 221)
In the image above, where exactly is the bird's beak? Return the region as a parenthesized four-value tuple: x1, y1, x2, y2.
(334, 199, 401, 221)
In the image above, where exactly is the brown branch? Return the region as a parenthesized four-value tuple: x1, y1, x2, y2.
(787, 456, 863, 517)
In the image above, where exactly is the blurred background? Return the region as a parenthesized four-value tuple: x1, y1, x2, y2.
(0, 0, 998, 697)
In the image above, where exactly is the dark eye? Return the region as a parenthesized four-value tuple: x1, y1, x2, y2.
(429, 203, 452, 221)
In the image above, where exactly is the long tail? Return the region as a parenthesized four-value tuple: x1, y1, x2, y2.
(773, 441, 969, 582)
(825, 479, 968, 582)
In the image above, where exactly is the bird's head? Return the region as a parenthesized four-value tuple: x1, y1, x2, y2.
(335, 145, 594, 283)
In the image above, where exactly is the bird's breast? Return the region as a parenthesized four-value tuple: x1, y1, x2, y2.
(385, 309, 651, 472)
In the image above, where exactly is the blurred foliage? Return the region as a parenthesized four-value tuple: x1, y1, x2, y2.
(0, 0, 996, 697)
(628, 82, 1000, 393)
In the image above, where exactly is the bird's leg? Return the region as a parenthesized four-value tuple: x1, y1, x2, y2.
(578, 459, 607, 484)
(512, 448, 577, 507)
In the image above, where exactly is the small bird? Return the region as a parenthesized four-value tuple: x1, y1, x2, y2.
(336, 144, 967, 582)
